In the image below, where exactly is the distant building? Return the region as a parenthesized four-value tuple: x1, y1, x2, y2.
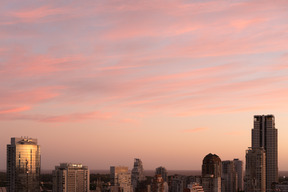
(131, 158, 145, 190)
(52, 163, 89, 192)
(274, 182, 288, 192)
(151, 175, 168, 192)
(245, 147, 266, 192)
(185, 183, 204, 192)
(201, 153, 221, 192)
(169, 175, 187, 192)
(221, 160, 237, 192)
(110, 166, 133, 192)
(7, 137, 41, 192)
(233, 159, 243, 191)
(155, 167, 168, 183)
(252, 115, 278, 190)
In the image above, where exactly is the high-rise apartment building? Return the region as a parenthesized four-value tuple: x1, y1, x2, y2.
(201, 153, 221, 192)
(7, 137, 41, 192)
(131, 158, 145, 190)
(252, 115, 278, 190)
(155, 167, 168, 183)
(110, 166, 133, 192)
(233, 158, 243, 191)
(245, 147, 266, 192)
(52, 163, 89, 192)
(221, 160, 237, 192)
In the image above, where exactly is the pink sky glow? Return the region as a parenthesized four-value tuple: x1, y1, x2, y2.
(1, 0, 288, 171)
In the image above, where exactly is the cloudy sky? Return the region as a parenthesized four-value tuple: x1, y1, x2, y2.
(1, 0, 288, 171)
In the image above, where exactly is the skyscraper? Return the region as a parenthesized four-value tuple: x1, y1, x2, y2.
(252, 115, 278, 190)
(52, 163, 90, 192)
(201, 153, 221, 192)
(7, 137, 41, 192)
(131, 158, 145, 190)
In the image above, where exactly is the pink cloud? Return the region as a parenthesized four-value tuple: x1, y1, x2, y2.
(0, 106, 31, 114)
(10, 6, 69, 23)
(0, 86, 62, 107)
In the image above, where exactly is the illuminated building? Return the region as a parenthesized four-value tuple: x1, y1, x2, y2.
(201, 153, 221, 192)
(7, 137, 41, 192)
(52, 163, 89, 192)
(252, 115, 278, 190)
(110, 166, 133, 192)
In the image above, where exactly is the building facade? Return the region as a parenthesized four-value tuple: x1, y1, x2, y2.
(7, 137, 41, 192)
(185, 183, 204, 192)
(201, 153, 221, 192)
(131, 158, 145, 190)
(155, 167, 168, 183)
(110, 166, 133, 192)
(233, 158, 243, 191)
(252, 115, 278, 191)
(169, 175, 187, 192)
(221, 160, 237, 192)
(245, 147, 266, 192)
(151, 175, 168, 192)
(53, 163, 89, 192)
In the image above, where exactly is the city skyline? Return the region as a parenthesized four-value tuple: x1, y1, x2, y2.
(1, 0, 288, 171)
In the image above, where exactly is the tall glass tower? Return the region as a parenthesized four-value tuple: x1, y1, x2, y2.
(7, 137, 41, 192)
(252, 115, 278, 191)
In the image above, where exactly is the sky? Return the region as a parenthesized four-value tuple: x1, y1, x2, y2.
(0, 0, 288, 171)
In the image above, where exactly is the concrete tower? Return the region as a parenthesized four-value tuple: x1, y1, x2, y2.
(7, 137, 41, 192)
(252, 115, 278, 190)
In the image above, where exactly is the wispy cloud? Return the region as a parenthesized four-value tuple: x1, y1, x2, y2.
(0, 106, 31, 114)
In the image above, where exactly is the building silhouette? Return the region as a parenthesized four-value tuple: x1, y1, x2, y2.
(233, 158, 243, 191)
(221, 160, 237, 192)
(245, 147, 266, 192)
(252, 115, 278, 190)
(52, 163, 89, 192)
(131, 158, 145, 190)
(7, 137, 41, 192)
(201, 153, 221, 192)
